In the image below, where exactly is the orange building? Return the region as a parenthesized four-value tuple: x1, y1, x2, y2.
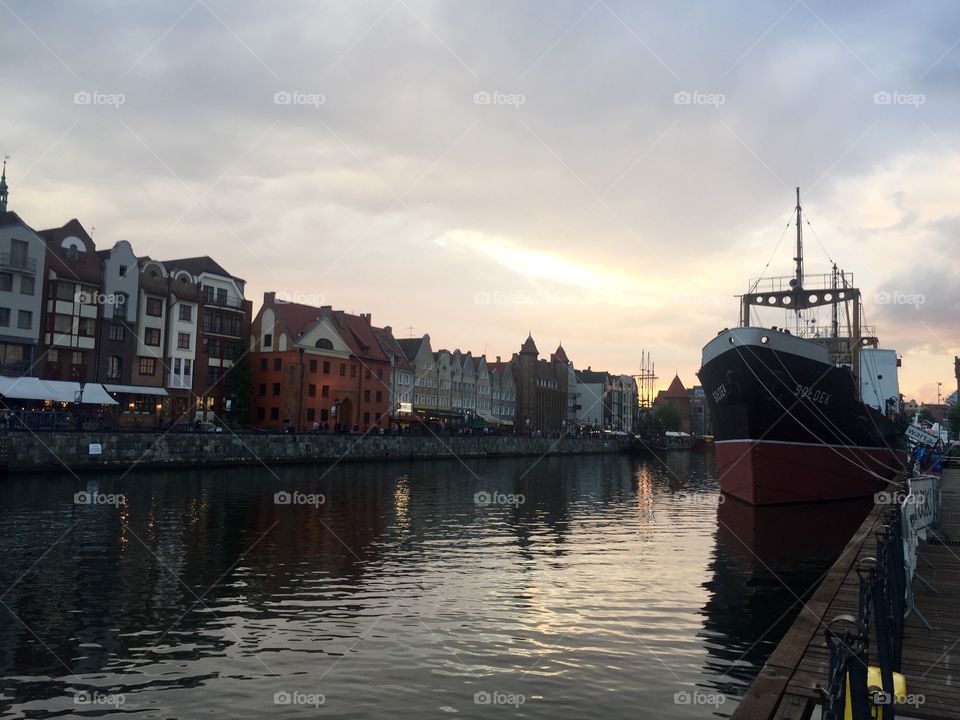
(654, 374, 692, 433)
(250, 293, 391, 431)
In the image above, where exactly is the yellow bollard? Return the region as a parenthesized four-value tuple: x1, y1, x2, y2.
(843, 666, 908, 719)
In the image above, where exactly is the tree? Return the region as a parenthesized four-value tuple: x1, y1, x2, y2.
(916, 407, 934, 424)
(948, 403, 960, 441)
(654, 404, 682, 432)
(225, 353, 254, 427)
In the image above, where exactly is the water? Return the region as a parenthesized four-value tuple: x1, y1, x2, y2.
(0, 452, 870, 718)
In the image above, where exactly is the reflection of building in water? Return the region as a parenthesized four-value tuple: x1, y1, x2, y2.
(698, 498, 871, 699)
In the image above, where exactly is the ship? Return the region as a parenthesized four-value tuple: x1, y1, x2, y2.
(697, 189, 906, 505)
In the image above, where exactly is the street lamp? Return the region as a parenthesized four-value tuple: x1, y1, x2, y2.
(74, 378, 86, 431)
(937, 382, 942, 407)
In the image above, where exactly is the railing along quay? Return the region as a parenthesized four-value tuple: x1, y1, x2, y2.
(733, 469, 959, 720)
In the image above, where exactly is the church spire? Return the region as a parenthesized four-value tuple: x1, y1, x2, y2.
(0, 156, 8, 213)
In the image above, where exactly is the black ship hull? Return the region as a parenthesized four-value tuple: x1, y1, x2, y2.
(698, 327, 905, 505)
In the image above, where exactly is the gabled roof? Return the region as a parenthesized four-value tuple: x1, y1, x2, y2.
(662, 374, 689, 399)
(274, 301, 325, 338)
(325, 308, 389, 363)
(396, 337, 426, 362)
(372, 326, 412, 371)
(576, 369, 608, 384)
(0, 210, 34, 229)
(161, 256, 245, 283)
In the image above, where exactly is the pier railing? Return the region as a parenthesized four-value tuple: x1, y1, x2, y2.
(819, 484, 911, 720)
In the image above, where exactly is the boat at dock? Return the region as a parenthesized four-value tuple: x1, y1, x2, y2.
(697, 189, 906, 505)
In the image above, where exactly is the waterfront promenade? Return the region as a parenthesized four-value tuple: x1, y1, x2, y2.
(733, 467, 960, 719)
(0, 431, 630, 473)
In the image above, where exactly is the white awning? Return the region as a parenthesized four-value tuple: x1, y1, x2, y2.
(104, 384, 169, 397)
(0, 376, 118, 405)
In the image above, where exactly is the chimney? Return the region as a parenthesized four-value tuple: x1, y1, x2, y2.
(265, 291, 276, 304)
(360, 313, 371, 324)
(496, 356, 501, 363)
(384, 325, 392, 335)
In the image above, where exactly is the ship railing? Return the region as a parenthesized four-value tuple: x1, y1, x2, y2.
(746, 271, 855, 294)
(798, 325, 876, 340)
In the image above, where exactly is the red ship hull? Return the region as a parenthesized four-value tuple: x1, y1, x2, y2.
(716, 440, 904, 505)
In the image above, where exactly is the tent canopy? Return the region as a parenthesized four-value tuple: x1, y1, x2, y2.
(0, 376, 118, 405)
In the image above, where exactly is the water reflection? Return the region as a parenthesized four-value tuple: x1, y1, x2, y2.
(0, 454, 866, 719)
(701, 496, 871, 703)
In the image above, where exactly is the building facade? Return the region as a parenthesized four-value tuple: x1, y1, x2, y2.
(250, 293, 391, 431)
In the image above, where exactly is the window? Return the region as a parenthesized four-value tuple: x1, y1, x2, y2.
(258, 383, 266, 397)
(308, 384, 316, 397)
(202, 285, 214, 303)
(53, 315, 71, 333)
(273, 358, 281, 371)
(323, 361, 330, 374)
(263, 333, 272, 348)
(255, 358, 266, 373)
(272, 383, 280, 396)
(17, 310, 31, 329)
(320, 409, 329, 422)
(0, 273, 11, 292)
(270, 407, 279, 420)
(54, 281, 74, 301)
(72, 351, 83, 366)
(315, 338, 333, 349)
(138, 357, 156, 375)
(179, 304, 192, 322)
(216, 288, 227, 305)
(113, 293, 127, 318)
(0, 308, 8, 326)
(309, 359, 317, 372)
(144, 328, 161, 346)
(376, 391, 382, 403)
(350, 365, 356, 378)
(10, 239, 28, 269)
(321, 385, 329, 398)
(119, 264, 127, 277)
(365, 368, 371, 380)
(257, 407, 265, 421)
(363, 412, 370, 426)
(364, 390, 370, 402)
(19, 276, 34, 295)
(184, 359, 191, 375)
(146, 297, 163, 317)
(48, 348, 59, 362)
(106, 356, 121, 380)
(377, 368, 383, 380)
(78, 318, 95, 336)
(174, 357, 181, 373)
(306, 408, 315, 422)
(177, 332, 190, 349)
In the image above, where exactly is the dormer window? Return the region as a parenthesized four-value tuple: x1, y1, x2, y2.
(315, 338, 334, 350)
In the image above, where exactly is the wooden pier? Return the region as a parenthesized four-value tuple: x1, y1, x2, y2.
(733, 467, 960, 720)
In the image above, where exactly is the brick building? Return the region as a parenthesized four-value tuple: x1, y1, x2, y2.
(250, 293, 391, 431)
(513, 334, 568, 435)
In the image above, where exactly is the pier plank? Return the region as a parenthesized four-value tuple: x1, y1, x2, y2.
(733, 468, 960, 719)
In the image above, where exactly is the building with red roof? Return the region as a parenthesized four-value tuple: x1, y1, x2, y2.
(250, 292, 391, 431)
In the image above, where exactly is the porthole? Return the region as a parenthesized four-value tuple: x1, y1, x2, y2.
(808, 294, 818, 303)
(824, 293, 833, 302)
(783, 296, 792, 305)
(761, 336, 769, 344)
(767, 296, 777, 304)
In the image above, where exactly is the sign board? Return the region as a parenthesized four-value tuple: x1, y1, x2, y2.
(906, 424, 939, 446)
(88, 443, 102, 456)
(397, 402, 413, 414)
(908, 476, 937, 533)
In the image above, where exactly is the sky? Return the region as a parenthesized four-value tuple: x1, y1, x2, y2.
(2, 0, 958, 402)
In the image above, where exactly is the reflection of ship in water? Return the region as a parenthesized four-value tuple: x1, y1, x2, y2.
(699, 497, 872, 702)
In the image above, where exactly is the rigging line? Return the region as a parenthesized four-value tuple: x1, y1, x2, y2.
(747, 212, 794, 295)
(730, 340, 901, 484)
(768, 344, 905, 473)
(803, 213, 835, 266)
